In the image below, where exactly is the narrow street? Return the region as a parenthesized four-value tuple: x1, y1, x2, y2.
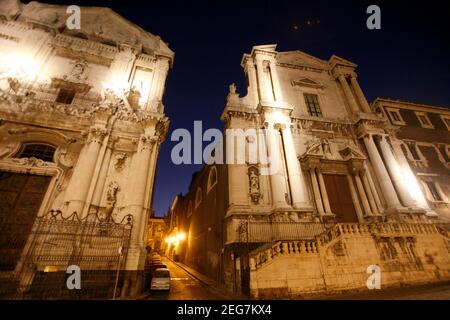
(146, 258, 229, 300)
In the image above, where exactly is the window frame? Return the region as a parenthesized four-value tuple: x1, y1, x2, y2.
(385, 107, 405, 125)
(18, 143, 56, 162)
(440, 115, 450, 131)
(303, 93, 323, 118)
(207, 166, 218, 193)
(55, 88, 76, 105)
(414, 111, 434, 129)
(195, 188, 202, 208)
(425, 181, 442, 201)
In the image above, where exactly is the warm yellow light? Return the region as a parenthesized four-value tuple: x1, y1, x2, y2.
(164, 232, 186, 245)
(0, 52, 39, 80)
(176, 232, 186, 241)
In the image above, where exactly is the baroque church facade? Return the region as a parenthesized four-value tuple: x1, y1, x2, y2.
(0, 1, 173, 298)
(166, 44, 450, 298)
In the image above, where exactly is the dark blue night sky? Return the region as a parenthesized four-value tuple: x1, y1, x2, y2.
(42, 0, 450, 216)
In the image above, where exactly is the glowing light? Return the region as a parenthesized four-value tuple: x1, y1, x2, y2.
(164, 232, 186, 245)
(400, 165, 428, 208)
(0, 52, 39, 80)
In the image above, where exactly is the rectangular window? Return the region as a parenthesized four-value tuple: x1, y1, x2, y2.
(407, 143, 421, 160)
(385, 107, 405, 125)
(441, 115, 450, 131)
(415, 112, 434, 128)
(426, 181, 442, 201)
(55, 88, 75, 104)
(304, 93, 322, 117)
(390, 111, 400, 122)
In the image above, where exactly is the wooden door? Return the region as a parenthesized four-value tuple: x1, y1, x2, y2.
(0, 172, 52, 270)
(323, 174, 359, 223)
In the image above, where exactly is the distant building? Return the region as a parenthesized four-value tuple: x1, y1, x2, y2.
(169, 44, 450, 298)
(373, 98, 450, 219)
(0, 1, 173, 298)
(147, 216, 167, 253)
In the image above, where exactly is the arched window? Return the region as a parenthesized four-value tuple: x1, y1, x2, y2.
(195, 188, 202, 208)
(207, 166, 218, 193)
(187, 201, 193, 217)
(18, 143, 56, 162)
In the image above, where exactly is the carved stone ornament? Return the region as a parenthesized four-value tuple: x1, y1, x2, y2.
(88, 126, 108, 144)
(248, 166, 261, 204)
(114, 152, 127, 170)
(106, 181, 120, 204)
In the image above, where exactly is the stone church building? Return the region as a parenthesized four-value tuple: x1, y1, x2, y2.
(167, 44, 450, 298)
(0, 1, 173, 298)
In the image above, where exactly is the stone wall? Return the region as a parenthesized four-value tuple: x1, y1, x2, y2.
(249, 223, 450, 299)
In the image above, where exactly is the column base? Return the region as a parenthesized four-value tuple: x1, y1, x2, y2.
(319, 213, 336, 224)
(363, 214, 385, 224)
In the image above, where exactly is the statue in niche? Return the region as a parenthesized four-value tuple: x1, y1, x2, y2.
(114, 153, 128, 170)
(64, 59, 88, 83)
(106, 181, 120, 204)
(322, 139, 332, 158)
(248, 166, 261, 204)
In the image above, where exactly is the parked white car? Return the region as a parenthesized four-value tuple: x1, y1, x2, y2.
(150, 268, 170, 291)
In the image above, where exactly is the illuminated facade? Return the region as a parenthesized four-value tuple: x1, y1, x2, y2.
(171, 45, 450, 298)
(0, 1, 173, 298)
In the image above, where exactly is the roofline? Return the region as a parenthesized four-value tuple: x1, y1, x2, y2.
(373, 97, 450, 113)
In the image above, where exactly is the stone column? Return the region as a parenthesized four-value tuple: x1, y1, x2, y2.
(338, 74, 360, 114)
(377, 135, 416, 207)
(147, 58, 170, 111)
(268, 61, 283, 102)
(280, 124, 309, 209)
(363, 134, 402, 209)
(64, 126, 107, 217)
(91, 141, 114, 207)
(364, 163, 384, 214)
(317, 171, 332, 213)
(309, 168, 324, 215)
(347, 175, 365, 222)
(350, 75, 371, 113)
(128, 134, 154, 247)
(361, 170, 379, 215)
(265, 125, 288, 209)
(354, 173, 373, 215)
(255, 58, 272, 103)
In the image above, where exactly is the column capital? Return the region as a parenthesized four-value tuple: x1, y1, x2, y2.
(273, 123, 287, 130)
(87, 126, 108, 145)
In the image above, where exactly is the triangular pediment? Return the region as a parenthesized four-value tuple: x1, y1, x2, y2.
(338, 145, 366, 160)
(277, 51, 328, 70)
(291, 77, 324, 89)
(328, 55, 357, 69)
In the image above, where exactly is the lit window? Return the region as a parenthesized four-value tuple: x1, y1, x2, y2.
(304, 93, 322, 117)
(55, 88, 75, 104)
(415, 112, 433, 129)
(425, 181, 442, 201)
(19, 143, 56, 162)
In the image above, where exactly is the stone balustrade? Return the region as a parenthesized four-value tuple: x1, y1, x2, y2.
(251, 222, 449, 271)
(250, 239, 319, 270)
